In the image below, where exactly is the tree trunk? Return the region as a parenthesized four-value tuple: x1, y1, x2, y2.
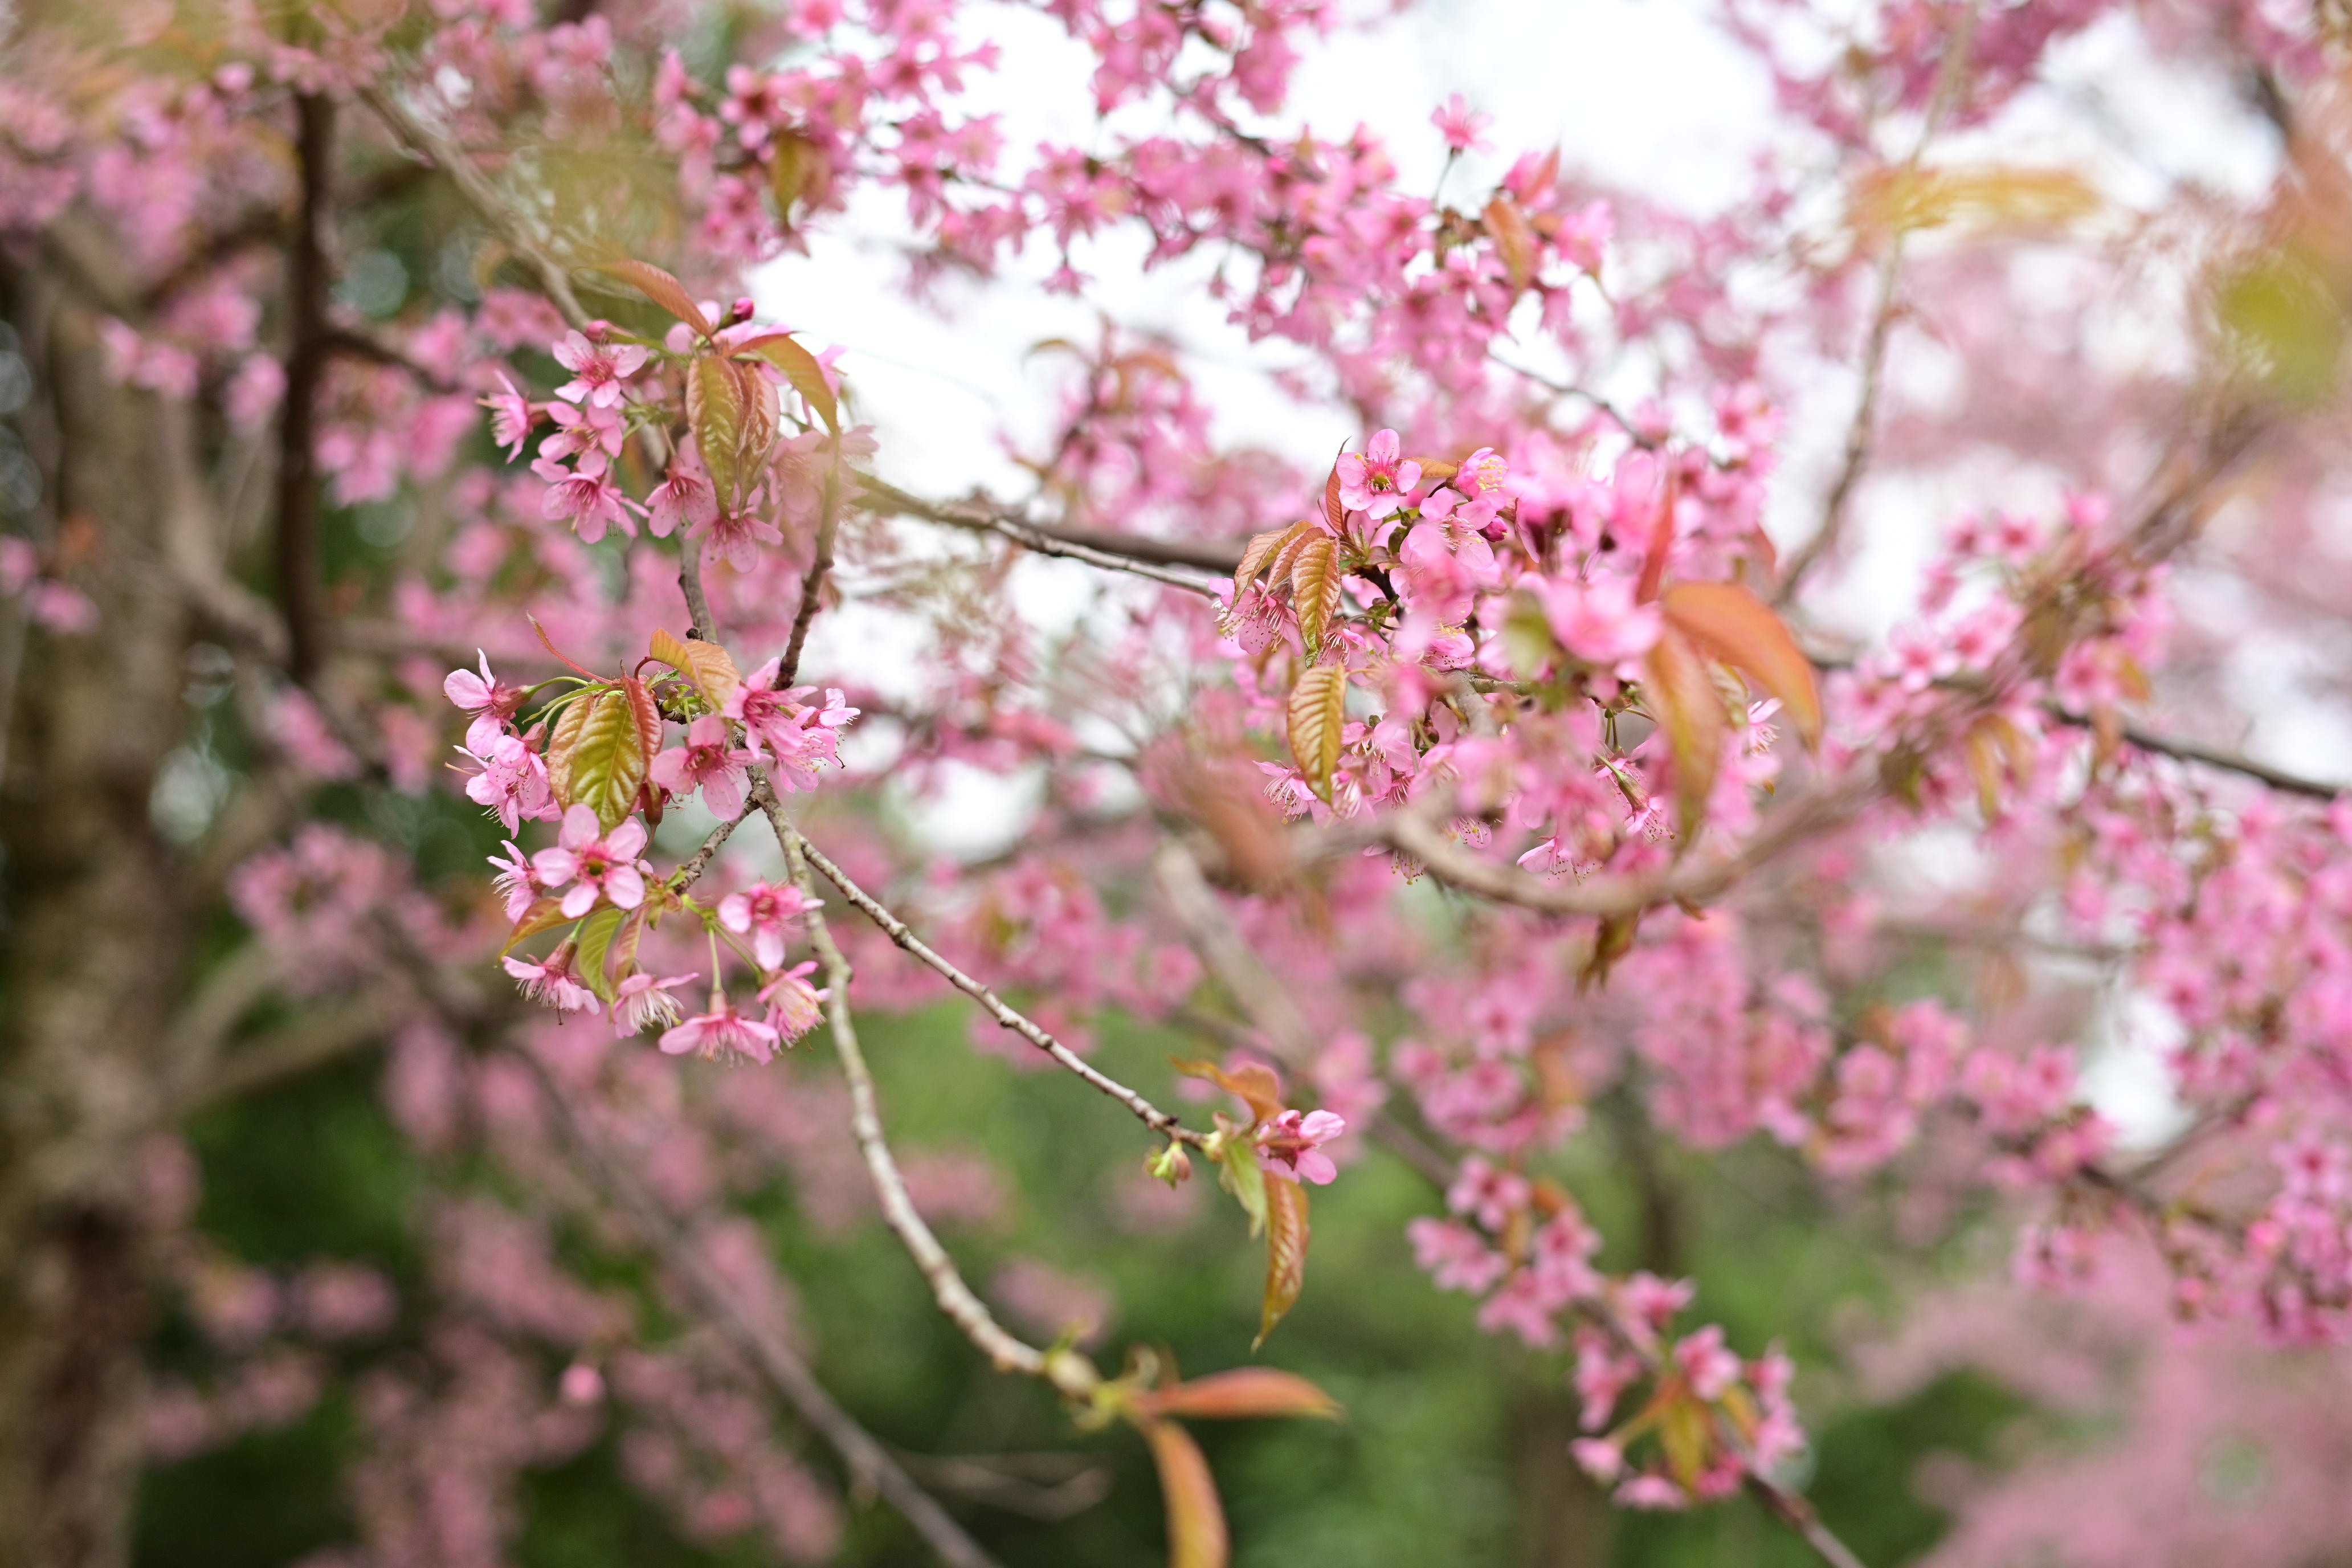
(0, 275, 196, 1568)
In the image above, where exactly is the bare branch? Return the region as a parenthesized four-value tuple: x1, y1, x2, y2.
(761, 790, 1085, 1389)
(2044, 703, 2345, 799)
(273, 92, 334, 680)
(778, 805, 1206, 1147)
(856, 475, 1233, 595)
(780, 440, 842, 685)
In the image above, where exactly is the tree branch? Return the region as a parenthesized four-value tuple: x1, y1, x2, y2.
(512, 1047, 1005, 1568)
(774, 799, 1206, 1147)
(274, 92, 334, 680)
(856, 475, 1234, 594)
(761, 790, 1087, 1389)
(2045, 703, 2345, 799)
(780, 440, 842, 685)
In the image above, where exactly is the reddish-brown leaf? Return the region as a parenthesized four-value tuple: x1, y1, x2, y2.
(733, 331, 840, 434)
(1141, 1419, 1228, 1568)
(649, 628, 743, 711)
(687, 355, 750, 511)
(1256, 1176, 1310, 1349)
(1229, 521, 1300, 605)
(528, 613, 604, 678)
(1634, 464, 1680, 605)
(582, 259, 712, 339)
(1170, 1057, 1285, 1125)
(1643, 626, 1726, 842)
(1134, 1368, 1343, 1423)
(1322, 463, 1345, 536)
(1659, 580, 1824, 750)
(1285, 664, 1346, 804)
(1485, 194, 1538, 296)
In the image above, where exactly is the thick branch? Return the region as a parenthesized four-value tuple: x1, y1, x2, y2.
(273, 93, 334, 680)
(513, 1048, 1003, 1568)
(775, 801, 1205, 1146)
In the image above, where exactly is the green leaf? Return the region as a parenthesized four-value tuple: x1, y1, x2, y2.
(571, 906, 626, 1003)
(1285, 664, 1347, 805)
(1211, 1133, 1268, 1240)
(500, 895, 573, 956)
(1140, 1419, 1228, 1568)
(733, 331, 839, 434)
(546, 681, 659, 831)
(687, 356, 750, 511)
(1255, 1176, 1309, 1349)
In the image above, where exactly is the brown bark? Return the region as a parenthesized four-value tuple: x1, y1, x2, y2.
(0, 275, 197, 1568)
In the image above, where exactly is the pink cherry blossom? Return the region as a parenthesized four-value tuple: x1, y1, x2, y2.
(1258, 1108, 1346, 1185)
(1334, 428, 1420, 519)
(1431, 94, 1493, 154)
(478, 371, 536, 460)
(612, 970, 699, 1037)
(503, 940, 600, 1015)
(659, 998, 781, 1065)
(648, 716, 755, 818)
(530, 805, 650, 917)
(550, 330, 647, 409)
(453, 734, 557, 835)
(443, 651, 526, 752)
(721, 662, 859, 789)
(717, 880, 816, 971)
(757, 961, 827, 1042)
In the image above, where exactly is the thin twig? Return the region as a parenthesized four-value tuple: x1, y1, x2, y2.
(512, 1047, 1004, 1568)
(778, 802, 1206, 1147)
(762, 790, 1084, 1387)
(2044, 703, 2345, 799)
(1775, 1, 1982, 606)
(780, 440, 841, 685)
(857, 475, 1231, 595)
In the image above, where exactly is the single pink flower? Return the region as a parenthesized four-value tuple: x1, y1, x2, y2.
(504, 940, 601, 1015)
(718, 880, 816, 971)
(757, 960, 827, 1041)
(689, 505, 783, 571)
(659, 998, 781, 1064)
(443, 650, 526, 752)
(1432, 94, 1493, 154)
(1259, 1107, 1347, 1185)
(612, 969, 699, 1036)
(1335, 428, 1420, 519)
(531, 804, 650, 917)
(453, 735, 556, 835)
(487, 839, 542, 920)
(537, 399, 624, 467)
(551, 329, 648, 409)
(721, 660, 859, 788)
(645, 465, 718, 539)
(540, 467, 641, 544)
(1534, 574, 1661, 673)
(649, 716, 755, 817)
(478, 371, 537, 460)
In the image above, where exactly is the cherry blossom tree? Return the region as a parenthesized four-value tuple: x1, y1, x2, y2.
(3, 1, 2350, 1566)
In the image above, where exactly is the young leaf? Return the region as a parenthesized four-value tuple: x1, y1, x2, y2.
(1230, 521, 1299, 605)
(1643, 627, 1726, 842)
(1133, 1368, 1342, 1422)
(687, 356, 749, 511)
(571, 905, 626, 1003)
(500, 895, 574, 956)
(733, 332, 839, 434)
(1171, 1057, 1285, 1124)
(1210, 1134, 1269, 1239)
(1140, 1419, 1229, 1568)
(1255, 1177, 1310, 1350)
(580, 259, 713, 339)
(1659, 581, 1824, 750)
(547, 683, 658, 831)
(1288, 536, 1342, 659)
(648, 628, 743, 711)
(1285, 664, 1347, 805)
(528, 614, 605, 679)
(1485, 194, 1538, 296)
(1322, 463, 1345, 536)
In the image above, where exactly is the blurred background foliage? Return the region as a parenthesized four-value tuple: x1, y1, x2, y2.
(143, 985, 2033, 1568)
